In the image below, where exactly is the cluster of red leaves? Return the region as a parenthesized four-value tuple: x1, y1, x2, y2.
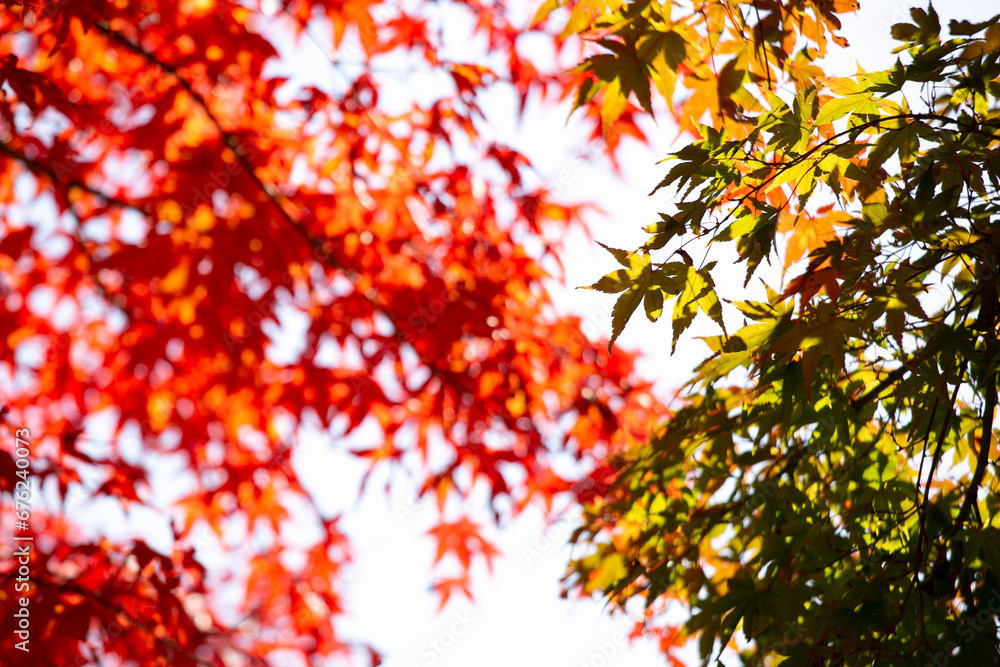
(0, 0, 663, 665)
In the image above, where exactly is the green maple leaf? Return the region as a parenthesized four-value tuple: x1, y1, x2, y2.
(584, 243, 662, 351)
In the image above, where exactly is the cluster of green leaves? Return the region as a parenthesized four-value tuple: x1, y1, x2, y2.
(563, 3, 1000, 665)
(584, 234, 724, 351)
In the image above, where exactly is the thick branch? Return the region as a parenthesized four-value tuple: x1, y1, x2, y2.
(956, 371, 997, 528)
(0, 141, 143, 214)
(956, 263, 999, 528)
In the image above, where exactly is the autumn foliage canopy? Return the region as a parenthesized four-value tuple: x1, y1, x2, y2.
(0, 0, 662, 664)
(563, 1, 1000, 666)
(5, 0, 1000, 665)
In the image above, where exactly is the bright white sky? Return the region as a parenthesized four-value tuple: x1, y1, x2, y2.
(58, 2, 994, 666)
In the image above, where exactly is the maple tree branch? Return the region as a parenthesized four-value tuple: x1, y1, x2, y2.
(953, 254, 1000, 530)
(273, 7, 432, 191)
(687, 114, 945, 249)
(956, 351, 998, 530)
(913, 397, 940, 506)
(0, 140, 144, 214)
(895, 360, 967, 632)
(956, 377, 996, 527)
(89, 22, 556, 438)
(847, 339, 944, 412)
(92, 23, 325, 248)
(90, 24, 430, 328)
(89, 23, 455, 358)
(751, 0, 772, 92)
(71, 216, 132, 315)
(93, 19, 427, 260)
(921, 362, 966, 512)
(840, 296, 970, 416)
(711, 113, 999, 241)
(87, 22, 564, 474)
(0, 140, 138, 316)
(0, 571, 248, 667)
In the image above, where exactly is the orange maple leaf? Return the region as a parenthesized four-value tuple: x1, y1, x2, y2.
(781, 265, 842, 306)
(430, 576, 473, 610)
(777, 205, 853, 271)
(427, 517, 501, 572)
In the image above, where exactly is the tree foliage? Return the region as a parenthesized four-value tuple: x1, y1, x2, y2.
(0, 1, 663, 665)
(556, 0, 1000, 664)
